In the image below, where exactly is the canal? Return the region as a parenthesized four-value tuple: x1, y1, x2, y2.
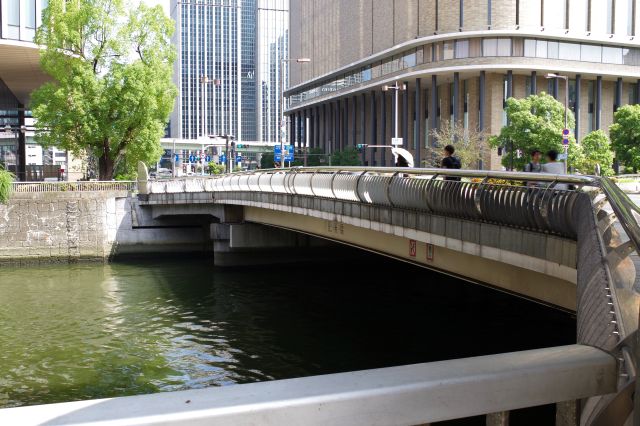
(0, 255, 575, 425)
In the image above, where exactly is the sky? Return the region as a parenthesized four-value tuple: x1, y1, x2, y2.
(142, 0, 169, 15)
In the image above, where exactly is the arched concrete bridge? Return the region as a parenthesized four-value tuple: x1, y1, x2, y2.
(5, 167, 640, 425)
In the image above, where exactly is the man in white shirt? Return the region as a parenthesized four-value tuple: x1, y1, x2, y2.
(541, 150, 568, 190)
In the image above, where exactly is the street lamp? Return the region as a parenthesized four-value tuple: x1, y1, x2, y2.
(210, 134, 235, 173)
(280, 57, 310, 169)
(545, 73, 569, 173)
(381, 81, 407, 146)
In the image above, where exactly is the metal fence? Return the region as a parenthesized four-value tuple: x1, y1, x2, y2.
(12, 181, 137, 193)
(147, 167, 593, 238)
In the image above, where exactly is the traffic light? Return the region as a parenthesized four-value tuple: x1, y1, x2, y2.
(236, 144, 245, 149)
(357, 144, 366, 152)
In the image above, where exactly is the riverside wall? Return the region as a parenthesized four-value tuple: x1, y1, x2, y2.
(0, 191, 208, 264)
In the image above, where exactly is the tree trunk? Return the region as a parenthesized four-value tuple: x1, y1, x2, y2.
(98, 155, 115, 180)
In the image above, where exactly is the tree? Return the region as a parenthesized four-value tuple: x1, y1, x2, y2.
(31, 0, 177, 180)
(610, 104, 640, 171)
(427, 120, 488, 169)
(569, 130, 615, 176)
(0, 165, 14, 204)
(489, 93, 575, 171)
(208, 162, 225, 175)
(331, 147, 360, 166)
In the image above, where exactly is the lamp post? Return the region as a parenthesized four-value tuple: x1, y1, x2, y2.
(381, 81, 407, 145)
(545, 73, 569, 173)
(279, 57, 310, 169)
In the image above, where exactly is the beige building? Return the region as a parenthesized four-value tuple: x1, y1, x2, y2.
(286, 0, 640, 169)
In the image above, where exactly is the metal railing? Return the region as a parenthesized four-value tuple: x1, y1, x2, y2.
(12, 181, 137, 193)
(147, 167, 594, 238)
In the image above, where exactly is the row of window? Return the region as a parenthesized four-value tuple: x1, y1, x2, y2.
(289, 36, 640, 106)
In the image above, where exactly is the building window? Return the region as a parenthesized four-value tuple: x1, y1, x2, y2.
(602, 46, 623, 64)
(524, 39, 536, 57)
(450, 83, 455, 127)
(512, 38, 524, 56)
(628, 0, 635, 36)
(483, 38, 511, 56)
(463, 80, 469, 132)
(443, 41, 455, 60)
(502, 76, 508, 126)
(606, 0, 614, 34)
(536, 40, 548, 58)
(559, 42, 580, 61)
(8, 0, 20, 26)
(629, 83, 638, 105)
(455, 40, 469, 59)
(588, 80, 595, 132)
(424, 89, 430, 148)
(26, 0, 36, 28)
(362, 66, 372, 82)
(581, 44, 602, 62)
(547, 41, 559, 59)
(403, 50, 417, 68)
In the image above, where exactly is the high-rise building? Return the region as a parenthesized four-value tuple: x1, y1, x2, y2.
(287, 0, 640, 169)
(170, 0, 243, 141)
(256, 0, 288, 143)
(0, 0, 50, 180)
(170, 0, 289, 143)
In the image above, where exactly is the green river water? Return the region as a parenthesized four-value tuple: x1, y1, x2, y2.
(0, 256, 575, 424)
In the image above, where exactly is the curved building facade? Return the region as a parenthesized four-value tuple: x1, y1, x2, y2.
(286, 0, 640, 169)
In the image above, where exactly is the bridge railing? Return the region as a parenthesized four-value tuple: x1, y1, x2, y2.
(148, 167, 593, 238)
(12, 180, 137, 193)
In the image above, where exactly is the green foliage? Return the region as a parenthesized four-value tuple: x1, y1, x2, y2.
(0, 166, 14, 204)
(489, 93, 575, 171)
(429, 120, 488, 169)
(208, 162, 225, 175)
(610, 104, 640, 171)
(260, 152, 275, 169)
(569, 130, 615, 176)
(31, 0, 177, 180)
(331, 147, 360, 166)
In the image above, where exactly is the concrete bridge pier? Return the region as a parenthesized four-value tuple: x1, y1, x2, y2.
(210, 222, 336, 267)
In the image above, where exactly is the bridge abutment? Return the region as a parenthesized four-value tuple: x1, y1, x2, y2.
(210, 222, 336, 267)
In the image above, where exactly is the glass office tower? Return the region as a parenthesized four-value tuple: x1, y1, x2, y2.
(256, 0, 289, 143)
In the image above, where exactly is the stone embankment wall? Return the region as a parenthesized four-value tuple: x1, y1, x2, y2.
(0, 191, 207, 263)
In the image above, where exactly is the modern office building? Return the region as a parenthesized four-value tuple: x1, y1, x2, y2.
(170, 0, 289, 143)
(0, 0, 50, 180)
(171, 0, 262, 142)
(287, 0, 640, 169)
(256, 0, 289, 143)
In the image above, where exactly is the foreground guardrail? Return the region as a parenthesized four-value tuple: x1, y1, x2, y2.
(0, 345, 615, 426)
(12, 181, 137, 193)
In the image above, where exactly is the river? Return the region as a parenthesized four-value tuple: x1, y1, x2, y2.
(0, 256, 575, 424)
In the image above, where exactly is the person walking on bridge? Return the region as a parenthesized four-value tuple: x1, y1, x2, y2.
(542, 150, 568, 190)
(441, 145, 461, 181)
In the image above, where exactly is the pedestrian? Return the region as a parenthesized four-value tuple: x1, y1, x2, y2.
(524, 149, 543, 187)
(441, 144, 461, 181)
(542, 150, 568, 190)
(524, 150, 543, 173)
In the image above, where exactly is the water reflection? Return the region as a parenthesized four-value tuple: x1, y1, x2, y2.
(0, 257, 575, 409)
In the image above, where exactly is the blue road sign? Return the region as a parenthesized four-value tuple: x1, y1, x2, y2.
(274, 145, 294, 162)
(189, 155, 195, 163)
(206, 155, 211, 162)
(236, 155, 242, 163)
(220, 154, 226, 164)
(175, 154, 180, 162)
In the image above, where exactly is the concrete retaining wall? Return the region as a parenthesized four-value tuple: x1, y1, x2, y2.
(0, 192, 209, 264)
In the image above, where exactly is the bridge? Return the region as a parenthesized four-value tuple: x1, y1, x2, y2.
(3, 166, 640, 425)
